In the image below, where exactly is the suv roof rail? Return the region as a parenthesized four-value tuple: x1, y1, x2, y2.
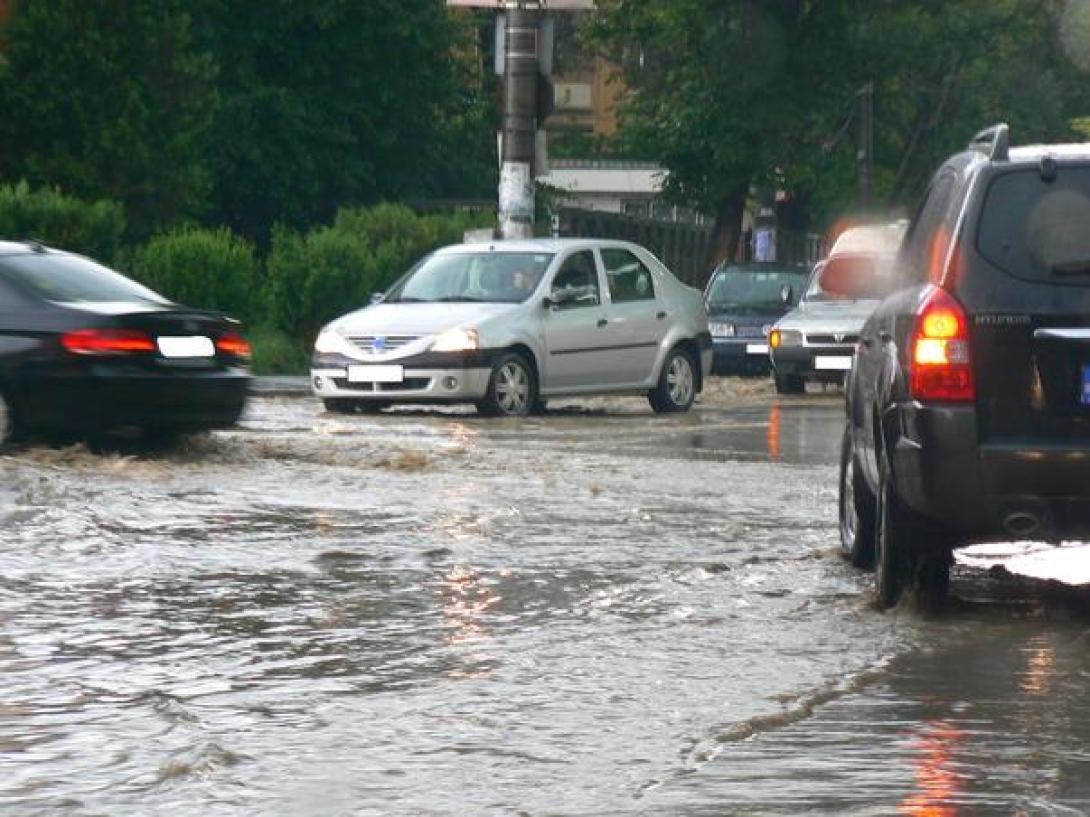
(969, 123, 1010, 162)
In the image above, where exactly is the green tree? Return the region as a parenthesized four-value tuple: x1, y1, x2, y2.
(0, 0, 217, 239)
(192, 0, 496, 243)
(588, 0, 1090, 273)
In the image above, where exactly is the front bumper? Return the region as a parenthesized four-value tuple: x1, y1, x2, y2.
(711, 337, 771, 374)
(21, 364, 250, 432)
(310, 350, 495, 402)
(771, 344, 855, 380)
(890, 403, 1090, 541)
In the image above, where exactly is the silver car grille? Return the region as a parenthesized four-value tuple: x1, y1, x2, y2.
(806, 333, 859, 346)
(346, 335, 420, 354)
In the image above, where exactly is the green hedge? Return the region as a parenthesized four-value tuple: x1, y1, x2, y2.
(0, 181, 125, 263)
(124, 226, 260, 324)
(266, 203, 493, 341)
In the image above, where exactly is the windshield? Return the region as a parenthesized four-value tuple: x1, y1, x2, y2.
(803, 255, 894, 302)
(705, 266, 808, 312)
(385, 252, 553, 304)
(0, 253, 167, 304)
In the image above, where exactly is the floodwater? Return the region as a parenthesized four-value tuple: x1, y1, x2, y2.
(1, 386, 1089, 816)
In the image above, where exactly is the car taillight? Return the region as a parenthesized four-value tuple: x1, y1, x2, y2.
(61, 328, 155, 355)
(909, 286, 975, 402)
(216, 331, 252, 360)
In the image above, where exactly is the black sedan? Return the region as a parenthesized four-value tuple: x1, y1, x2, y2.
(0, 241, 251, 443)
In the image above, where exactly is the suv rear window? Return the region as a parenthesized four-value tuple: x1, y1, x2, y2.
(977, 165, 1090, 284)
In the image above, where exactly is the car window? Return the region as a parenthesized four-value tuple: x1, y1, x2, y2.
(0, 253, 167, 304)
(550, 250, 600, 308)
(706, 266, 808, 312)
(977, 166, 1090, 285)
(601, 248, 655, 303)
(898, 171, 959, 285)
(385, 251, 553, 303)
(803, 255, 894, 301)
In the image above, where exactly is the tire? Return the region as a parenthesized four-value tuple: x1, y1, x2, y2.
(0, 386, 23, 449)
(476, 352, 536, 418)
(875, 445, 924, 610)
(649, 347, 697, 414)
(323, 399, 389, 415)
(839, 423, 876, 568)
(531, 398, 548, 415)
(774, 373, 805, 395)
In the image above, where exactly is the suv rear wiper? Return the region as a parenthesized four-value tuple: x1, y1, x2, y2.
(1051, 261, 1090, 277)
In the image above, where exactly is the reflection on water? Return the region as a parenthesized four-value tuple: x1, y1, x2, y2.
(767, 402, 782, 461)
(899, 720, 966, 817)
(1020, 636, 1056, 697)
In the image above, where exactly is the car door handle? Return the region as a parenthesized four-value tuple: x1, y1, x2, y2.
(656, 311, 668, 320)
(597, 318, 608, 328)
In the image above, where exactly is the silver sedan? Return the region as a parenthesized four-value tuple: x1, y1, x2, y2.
(310, 239, 712, 416)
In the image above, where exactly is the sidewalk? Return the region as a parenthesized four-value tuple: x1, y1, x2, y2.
(250, 376, 311, 397)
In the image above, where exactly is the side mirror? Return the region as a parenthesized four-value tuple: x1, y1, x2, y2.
(779, 284, 794, 306)
(370, 292, 385, 305)
(542, 295, 555, 310)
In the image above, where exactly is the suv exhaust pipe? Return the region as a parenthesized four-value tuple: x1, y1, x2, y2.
(1002, 511, 1041, 538)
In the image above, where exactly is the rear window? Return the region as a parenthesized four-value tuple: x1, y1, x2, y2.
(977, 166, 1090, 284)
(803, 255, 894, 302)
(0, 253, 167, 304)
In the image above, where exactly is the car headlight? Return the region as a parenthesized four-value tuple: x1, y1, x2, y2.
(431, 327, 479, 353)
(769, 329, 803, 349)
(314, 329, 356, 355)
(709, 322, 736, 338)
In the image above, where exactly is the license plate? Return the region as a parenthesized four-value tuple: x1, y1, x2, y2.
(1082, 365, 1090, 406)
(815, 355, 853, 371)
(746, 343, 769, 355)
(348, 365, 404, 384)
(157, 336, 215, 358)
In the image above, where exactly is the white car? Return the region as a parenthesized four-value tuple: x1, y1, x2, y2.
(310, 239, 713, 416)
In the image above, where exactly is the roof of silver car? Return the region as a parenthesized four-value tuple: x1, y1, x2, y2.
(434, 238, 640, 255)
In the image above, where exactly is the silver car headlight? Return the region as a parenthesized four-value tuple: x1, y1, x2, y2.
(709, 322, 736, 338)
(314, 329, 357, 356)
(431, 327, 480, 353)
(770, 329, 803, 349)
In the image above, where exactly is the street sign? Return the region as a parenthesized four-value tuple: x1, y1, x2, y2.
(447, 1, 594, 9)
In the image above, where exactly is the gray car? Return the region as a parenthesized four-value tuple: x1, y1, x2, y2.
(769, 223, 906, 394)
(310, 239, 712, 416)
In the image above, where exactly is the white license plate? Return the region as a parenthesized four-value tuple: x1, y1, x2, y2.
(348, 365, 404, 384)
(746, 343, 769, 355)
(815, 355, 853, 371)
(157, 336, 215, 358)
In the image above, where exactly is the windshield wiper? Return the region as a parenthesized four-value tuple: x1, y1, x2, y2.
(1051, 260, 1090, 277)
(387, 296, 427, 303)
(435, 295, 488, 303)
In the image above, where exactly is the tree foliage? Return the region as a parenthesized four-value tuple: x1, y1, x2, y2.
(588, 0, 1090, 269)
(0, 0, 216, 239)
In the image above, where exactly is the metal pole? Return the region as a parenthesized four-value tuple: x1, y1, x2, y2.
(498, 3, 539, 239)
(858, 82, 874, 212)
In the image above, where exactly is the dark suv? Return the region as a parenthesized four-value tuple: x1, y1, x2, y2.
(840, 124, 1090, 608)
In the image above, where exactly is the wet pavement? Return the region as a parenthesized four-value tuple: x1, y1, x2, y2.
(1, 383, 1089, 815)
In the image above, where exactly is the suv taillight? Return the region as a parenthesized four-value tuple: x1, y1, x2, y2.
(909, 286, 975, 402)
(61, 328, 156, 355)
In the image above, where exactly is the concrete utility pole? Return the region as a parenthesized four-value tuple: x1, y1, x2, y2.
(857, 82, 875, 212)
(498, 3, 540, 239)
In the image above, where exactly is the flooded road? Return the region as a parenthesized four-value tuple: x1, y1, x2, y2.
(1, 386, 1089, 815)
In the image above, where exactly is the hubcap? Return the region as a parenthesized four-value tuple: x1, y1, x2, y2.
(667, 355, 694, 405)
(495, 361, 530, 414)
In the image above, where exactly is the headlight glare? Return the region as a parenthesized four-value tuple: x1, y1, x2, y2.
(432, 327, 480, 353)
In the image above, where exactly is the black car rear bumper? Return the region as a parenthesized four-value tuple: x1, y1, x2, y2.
(889, 402, 1090, 541)
(19, 365, 250, 432)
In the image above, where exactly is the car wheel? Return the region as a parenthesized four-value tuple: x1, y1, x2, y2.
(0, 387, 23, 448)
(874, 446, 917, 610)
(774, 373, 805, 395)
(839, 423, 876, 568)
(323, 399, 389, 415)
(477, 352, 536, 418)
(649, 347, 696, 413)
